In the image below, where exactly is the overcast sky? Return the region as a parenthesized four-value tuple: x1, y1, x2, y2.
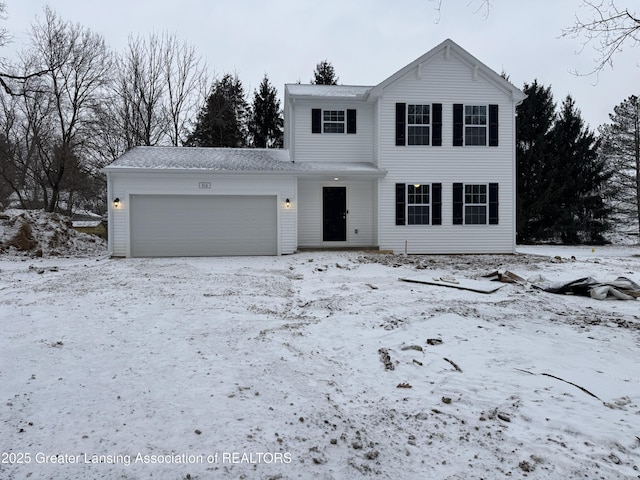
(4, 0, 639, 130)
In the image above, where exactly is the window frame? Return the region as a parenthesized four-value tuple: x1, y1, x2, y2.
(406, 183, 431, 225)
(395, 182, 442, 226)
(323, 110, 345, 134)
(464, 105, 488, 146)
(406, 104, 431, 146)
(463, 183, 488, 225)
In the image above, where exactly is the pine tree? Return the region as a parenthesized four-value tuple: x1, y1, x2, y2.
(312, 60, 338, 85)
(517, 83, 611, 244)
(249, 75, 283, 148)
(516, 80, 557, 243)
(598, 95, 640, 240)
(549, 95, 609, 243)
(185, 73, 249, 147)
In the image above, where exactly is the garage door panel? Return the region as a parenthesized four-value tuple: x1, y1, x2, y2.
(130, 195, 277, 257)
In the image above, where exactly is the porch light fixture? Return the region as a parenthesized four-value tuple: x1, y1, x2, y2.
(285, 198, 291, 209)
(334, 177, 339, 181)
(414, 184, 421, 188)
(113, 197, 120, 208)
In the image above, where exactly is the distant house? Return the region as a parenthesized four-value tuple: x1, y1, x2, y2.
(103, 39, 526, 257)
(71, 212, 107, 240)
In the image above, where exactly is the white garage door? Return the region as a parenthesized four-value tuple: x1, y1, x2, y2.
(130, 194, 278, 257)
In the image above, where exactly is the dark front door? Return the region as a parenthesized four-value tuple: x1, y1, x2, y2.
(323, 187, 347, 242)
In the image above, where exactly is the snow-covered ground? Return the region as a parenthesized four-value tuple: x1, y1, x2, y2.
(1, 243, 640, 479)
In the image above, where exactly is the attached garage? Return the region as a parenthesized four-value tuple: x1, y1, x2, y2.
(104, 146, 386, 257)
(129, 194, 277, 257)
(103, 147, 300, 257)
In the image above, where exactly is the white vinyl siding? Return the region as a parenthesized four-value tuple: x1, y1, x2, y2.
(291, 101, 374, 163)
(376, 50, 517, 253)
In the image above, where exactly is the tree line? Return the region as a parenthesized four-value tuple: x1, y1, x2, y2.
(0, 6, 291, 215)
(516, 81, 639, 244)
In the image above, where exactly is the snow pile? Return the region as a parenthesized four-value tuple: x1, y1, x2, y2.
(0, 246, 639, 479)
(0, 210, 107, 257)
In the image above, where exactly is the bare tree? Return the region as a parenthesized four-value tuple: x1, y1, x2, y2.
(563, 1, 640, 74)
(162, 33, 209, 146)
(12, 7, 112, 212)
(112, 32, 208, 149)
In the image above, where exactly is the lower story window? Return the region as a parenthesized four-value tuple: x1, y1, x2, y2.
(453, 182, 498, 225)
(464, 184, 487, 224)
(408, 184, 430, 224)
(395, 183, 442, 226)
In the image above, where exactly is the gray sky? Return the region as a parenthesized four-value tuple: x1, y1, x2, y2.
(4, 0, 639, 130)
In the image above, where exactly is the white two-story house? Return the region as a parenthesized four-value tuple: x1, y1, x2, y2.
(104, 39, 526, 257)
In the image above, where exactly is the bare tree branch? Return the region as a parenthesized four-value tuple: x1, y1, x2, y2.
(429, 0, 492, 23)
(562, 1, 640, 75)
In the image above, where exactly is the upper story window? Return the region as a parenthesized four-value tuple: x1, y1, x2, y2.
(323, 110, 345, 133)
(312, 108, 357, 134)
(453, 104, 499, 147)
(407, 105, 430, 145)
(395, 103, 442, 147)
(464, 105, 487, 146)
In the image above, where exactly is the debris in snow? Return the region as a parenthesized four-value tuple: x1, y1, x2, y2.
(426, 338, 443, 346)
(396, 383, 412, 389)
(443, 358, 462, 372)
(400, 345, 423, 352)
(399, 276, 505, 294)
(483, 270, 526, 284)
(378, 348, 394, 370)
(536, 276, 640, 301)
(0, 209, 107, 257)
(516, 368, 601, 401)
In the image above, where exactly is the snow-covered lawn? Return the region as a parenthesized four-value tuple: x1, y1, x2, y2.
(1, 246, 639, 479)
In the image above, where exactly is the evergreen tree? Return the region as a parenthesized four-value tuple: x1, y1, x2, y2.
(312, 60, 338, 85)
(516, 80, 557, 243)
(185, 73, 249, 147)
(249, 75, 283, 148)
(548, 96, 609, 243)
(598, 95, 640, 240)
(517, 84, 611, 244)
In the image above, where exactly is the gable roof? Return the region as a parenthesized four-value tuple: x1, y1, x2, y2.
(286, 39, 525, 104)
(103, 146, 386, 178)
(370, 38, 525, 102)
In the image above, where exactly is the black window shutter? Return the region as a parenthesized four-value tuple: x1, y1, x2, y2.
(395, 103, 406, 146)
(489, 183, 499, 224)
(347, 109, 357, 134)
(453, 183, 463, 224)
(432, 183, 442, 225)
(489, 104, 499, 146)
(432, 103, 442, 146)
(395, 183, 406, 225)
(311, 108, 321, 134)
(453, 104, 463, 146)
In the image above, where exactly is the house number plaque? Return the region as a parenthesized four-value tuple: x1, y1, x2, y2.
(198, 182, 212, 189)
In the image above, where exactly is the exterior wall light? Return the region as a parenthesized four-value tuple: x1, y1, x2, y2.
(285, 198, 291, 209)
(113, 197, 120, 208)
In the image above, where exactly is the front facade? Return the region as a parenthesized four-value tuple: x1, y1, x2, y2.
(104, 39, 525, 257)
